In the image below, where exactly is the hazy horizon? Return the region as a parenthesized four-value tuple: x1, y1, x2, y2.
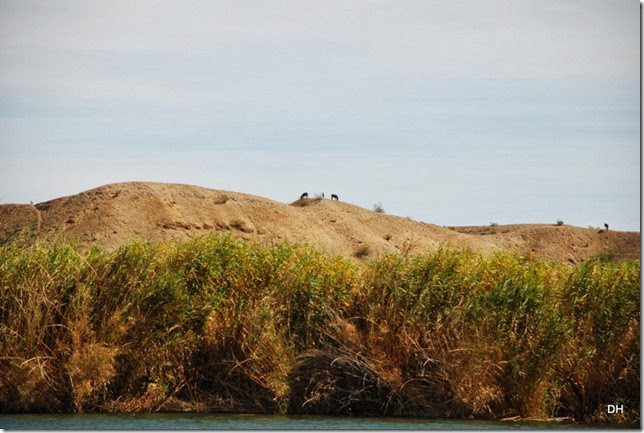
(0, 0, 640, 231)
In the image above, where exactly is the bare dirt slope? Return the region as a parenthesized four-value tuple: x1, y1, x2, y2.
(0, 182, 639, 263)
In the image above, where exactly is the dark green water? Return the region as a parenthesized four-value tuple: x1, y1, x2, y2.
(0, 413, 637, 430)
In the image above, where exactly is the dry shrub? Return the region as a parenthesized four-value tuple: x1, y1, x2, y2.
(214, 194, 229, 204)
(556, 319, 640, 423)
(287, 349, 401, 416)
(229, 219, 244, 230)
(290, 198, 321, 207)
(327, 319, 362, 349)
(398, 330, 505, 419)
(0, 356, 60, 412)
(66, 343, 118, 411)
(104, 382, 170, 412)
(202, 303, 237, 353)
(199, 299, 292, 412)
(320, 317, 405, 394)
(243, 301, 297, 401)
(354, 245, 370, 258)
(400, 236, 420, 257)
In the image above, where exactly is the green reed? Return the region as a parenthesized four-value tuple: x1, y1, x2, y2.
(0, 235, 638, 422)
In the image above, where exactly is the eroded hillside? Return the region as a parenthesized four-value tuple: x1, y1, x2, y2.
(0, 182, 639, 262)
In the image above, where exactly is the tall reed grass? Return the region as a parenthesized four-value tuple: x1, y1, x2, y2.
(0, 235, 638, 423)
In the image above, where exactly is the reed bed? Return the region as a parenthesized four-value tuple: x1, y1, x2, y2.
(0, 234, 638, 423)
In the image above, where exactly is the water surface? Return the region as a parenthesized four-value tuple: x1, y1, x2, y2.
(0, 413, 637, 430)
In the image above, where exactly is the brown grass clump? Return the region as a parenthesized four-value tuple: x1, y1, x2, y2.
(66, 343, 118, 410)
(290, 198, 321, 207)
(214, 194, 229, 204)
(287, 349, 401, 416)
(354, 245, 370, 258)
(229, 219, 247, 231)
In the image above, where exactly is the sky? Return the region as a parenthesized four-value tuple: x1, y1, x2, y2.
(0, 0, 640, 231)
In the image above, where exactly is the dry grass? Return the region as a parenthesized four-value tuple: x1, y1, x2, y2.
(354, 245, 370, 259)
(290, 198, 321, 207)
(0, 236, 639, 423)
(214, 194, 229, 204)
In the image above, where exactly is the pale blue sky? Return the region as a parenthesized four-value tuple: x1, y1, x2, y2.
(0, 0, 640, 230)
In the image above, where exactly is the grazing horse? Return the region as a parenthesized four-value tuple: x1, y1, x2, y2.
(331, 194, 339, 201)
(300, 192, 308, 200)
(604, 223, 609, 231)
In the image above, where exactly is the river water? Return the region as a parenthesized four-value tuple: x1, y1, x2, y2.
(0, 413, 637, 430)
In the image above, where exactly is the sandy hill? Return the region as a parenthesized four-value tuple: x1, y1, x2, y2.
(0, 182, 639, 263)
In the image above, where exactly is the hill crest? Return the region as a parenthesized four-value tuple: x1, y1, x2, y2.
(0, 181, 639, 263)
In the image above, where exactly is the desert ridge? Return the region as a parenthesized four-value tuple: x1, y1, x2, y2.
(0, 181, 638, 262)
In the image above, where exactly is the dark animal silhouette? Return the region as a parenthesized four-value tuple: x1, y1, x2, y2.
(300, 192, 308, 200)
(604, 223, 609, 231)
(331, 194, 339, 201)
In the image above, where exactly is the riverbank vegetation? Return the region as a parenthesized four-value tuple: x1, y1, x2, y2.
(0, 234, 639, 424)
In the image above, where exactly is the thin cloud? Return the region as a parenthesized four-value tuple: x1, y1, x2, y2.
(0, 0, 639, 230)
